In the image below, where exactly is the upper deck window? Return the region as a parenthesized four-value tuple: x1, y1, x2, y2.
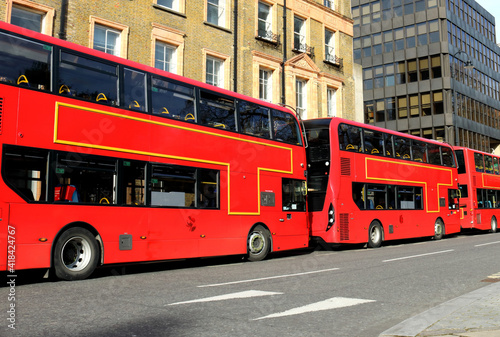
(199, 91, 236, 131)
(0, 31, 51, 91)
(123, 68, 147, 112)
(272, 109, 302, 145)
(474, 152, 484, 172)
(338, 124, 361, 152)
(58, 51, 118, 105)
(151, 77, 195, 121)
(239, 101, 271, 139)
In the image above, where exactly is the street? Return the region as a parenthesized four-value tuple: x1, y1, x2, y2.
(2, 231, 500, 337)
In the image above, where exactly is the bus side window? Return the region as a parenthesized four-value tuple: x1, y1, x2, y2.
(123, 68, 146, 112)
(199, 91, 236, 131)
(442, 146, 455, 167)
(339, 124, 361, 152)
(412, 140, 427, 163)
(384, 134, 394, 157)
(122, 161, 145, 206)
(58, 51, 118, 105)
(484, 155, 493, 174)
(55, 155, 117, 204)
(271, 110, 301, 145)
(239, 101, 271, 139)
(494, 157, 499, 175)
(151, 77, 195, 121)
(474, 152, 484, 172)
(0, 31, 51, 91)
(2, 146, 49, 202)
(394, 137, 410, 160)
(428, 144, 441, 165)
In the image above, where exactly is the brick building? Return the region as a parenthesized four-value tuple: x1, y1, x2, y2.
(1, 0, 356, 120)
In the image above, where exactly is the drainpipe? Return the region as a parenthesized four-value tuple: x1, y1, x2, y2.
(281, 0, 287, 105)
(59, 0, 69, 40)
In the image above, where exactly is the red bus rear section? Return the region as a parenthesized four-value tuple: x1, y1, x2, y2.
(454, 147, 500, 232)
(0, 22, 308, 280)
(304, 117, 461, 247)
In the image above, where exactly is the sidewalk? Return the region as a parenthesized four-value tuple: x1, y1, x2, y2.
(379, 281, 500, 337)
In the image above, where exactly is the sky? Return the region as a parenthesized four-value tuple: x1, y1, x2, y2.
(475, 0, 500, 43)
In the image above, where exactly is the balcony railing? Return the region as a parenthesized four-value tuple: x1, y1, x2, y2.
(256, 30, 281, 46)
(293, 42, 315, 57)
(324, 53, 343, 69)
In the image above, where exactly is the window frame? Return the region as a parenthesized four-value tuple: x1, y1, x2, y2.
(5, 0, 55, 35)
(89, 16, 129, 58)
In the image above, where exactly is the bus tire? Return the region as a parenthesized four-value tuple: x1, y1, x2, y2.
(490, 217, 498, 233)
(247, 225, 271, 262)
(433, 219, 444, 240)
(53, 227, 99, 281)
(367, 221, 383, 248)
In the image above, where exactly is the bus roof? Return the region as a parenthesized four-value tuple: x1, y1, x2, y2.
(304, 117, 453, 148)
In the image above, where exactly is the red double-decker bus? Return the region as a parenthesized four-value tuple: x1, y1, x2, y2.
(0, 22, 308, 280)
(454, 147, 500, 232)
(304, 117, 461, 247)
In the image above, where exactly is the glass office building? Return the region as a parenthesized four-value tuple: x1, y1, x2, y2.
(353, 0, 500, 152)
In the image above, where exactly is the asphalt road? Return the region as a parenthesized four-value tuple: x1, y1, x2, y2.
(2, 231, 500, 337)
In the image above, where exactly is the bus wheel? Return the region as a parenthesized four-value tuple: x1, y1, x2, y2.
(433, 219, 444, 240)
(367, 221, 383, 248)
(490, 217, 498, 233)
(53, 227, 99, 281)
(247, 225, 271, 262)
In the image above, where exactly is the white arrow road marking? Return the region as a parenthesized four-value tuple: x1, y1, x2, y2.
(168, 290, 283, 306)
(253, 297, 376, 320)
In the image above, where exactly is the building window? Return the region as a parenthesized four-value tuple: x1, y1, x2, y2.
(395, 28, 404, 51)
(206, 56, 224, 88)
(156, 0, 179, 11)
(324, 0, 335, 10)
(419, 57, 429, 80)
(398, 96, 408, 119)
(417, 22, 428, 46)
(93, 24, 121, 56)
(325, 29, 336, 62)
(385, 64, 395, 87)
(296, 79, 307, 119)
(386, 97, 396, 120)
(6, 0, 55, 35)
(364, 68, 373, 90)
(422, 93, 431, 116)
(373, 33, 382, 55)
(433, 91, 444, 114)
(429, 19, 440, 43)
(259, 68, 272, 102)
(11, 5, 42, 32)
(376, 99, 385, 122)
(155, 41, 177, 73)
(408, 60, 418, 82)
(361, 4, 370, 25)
(431, 55, 442, 78)
(294, 16, 306, 52)
(258, 1, 272, 39)
(90, 17, 128, 58)
(410, 94, 419, 117)
(374, 65, 384, 89)
(327, 88, 337, 117)
(207, 0, 225, 27)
